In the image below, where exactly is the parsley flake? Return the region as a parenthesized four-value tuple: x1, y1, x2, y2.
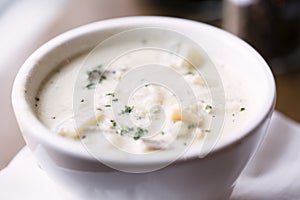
(86, 83, 95, 89)
(106, 93, 115, 97)
(185, 71, 195, 76)
(110, 120, 117, 127)
(133, 127, 148, 140)
(121, 105, 134, 114)
(204, 104, 213, 113)
(86, 66, 107, 89)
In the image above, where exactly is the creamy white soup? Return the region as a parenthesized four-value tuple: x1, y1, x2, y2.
(36, 39, 251, 157)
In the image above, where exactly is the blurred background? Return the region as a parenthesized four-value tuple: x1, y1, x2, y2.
(0, 0, 299, 169)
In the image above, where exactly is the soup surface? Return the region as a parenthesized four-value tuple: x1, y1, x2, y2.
(37, 39, 251, 157)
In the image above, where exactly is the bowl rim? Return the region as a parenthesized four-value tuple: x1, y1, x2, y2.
(12, 16, 276, 167)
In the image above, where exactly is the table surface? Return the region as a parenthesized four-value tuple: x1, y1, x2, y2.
(275, 72, 300, 123)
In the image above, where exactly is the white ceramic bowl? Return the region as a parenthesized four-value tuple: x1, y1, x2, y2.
(12, 16, 276, 200)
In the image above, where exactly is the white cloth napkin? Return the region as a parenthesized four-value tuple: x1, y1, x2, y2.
(0, 111, 299, 200)
(231, 111, 300, 200)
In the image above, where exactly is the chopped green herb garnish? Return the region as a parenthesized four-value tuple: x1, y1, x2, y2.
(185, 71, 195, 76)
(133, 127, 148, 140)
(105, 104, 111, 107)
(86, 83, 95, 89)
(116, 125, 134, 136)
(81, 99, 84, 102)
(161, 131, 165, 135)
(86, 67, 107, 88)
(96, 108, 103, 111)
(121, 105, 134, 114)
(240, 107, 246, 112)
(204, 104, 213, 112)
(87, 69, 102, 82)
(106, 93, 115, 97)
(106, 93, 118, 102)
(110, 120, 117, 127)
(98, 75, 107, 83)
(113, 125, 148, 140)
(204, 130, 211, 133)
(205, 105, 212, 110)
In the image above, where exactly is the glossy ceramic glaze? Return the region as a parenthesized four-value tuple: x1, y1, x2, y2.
(12, 16, 276, 200)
